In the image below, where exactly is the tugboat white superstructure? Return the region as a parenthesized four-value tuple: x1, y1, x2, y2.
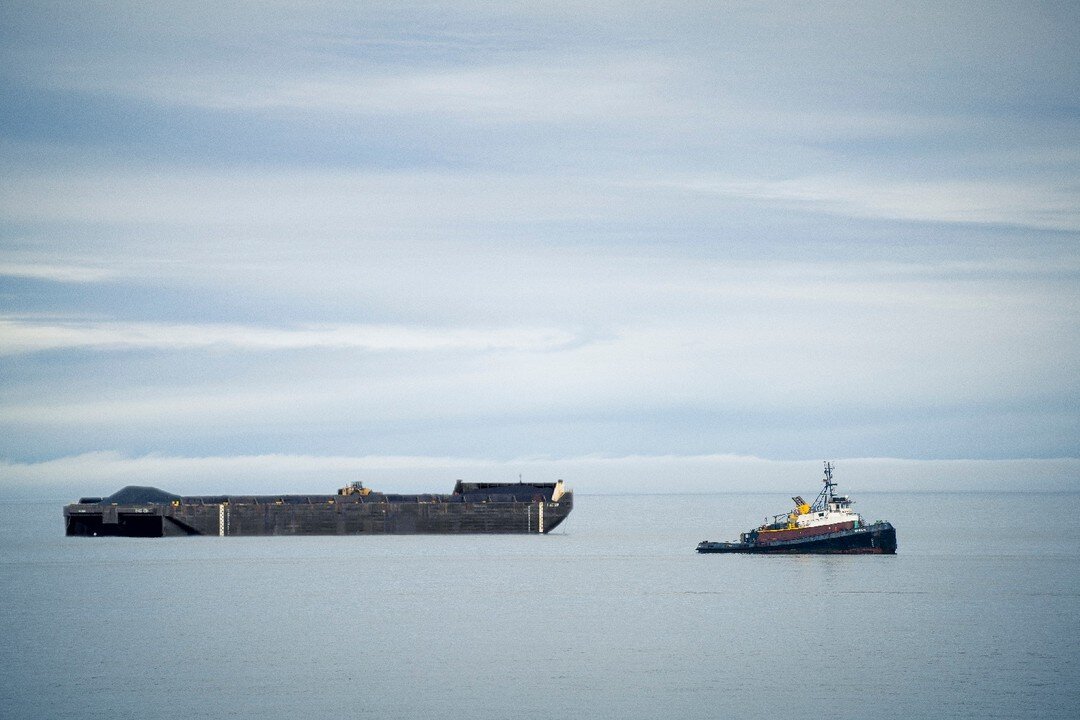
(697, 462, 897, 554)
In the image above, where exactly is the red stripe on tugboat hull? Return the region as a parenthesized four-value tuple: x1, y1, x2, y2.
(755, 520, 855, 544)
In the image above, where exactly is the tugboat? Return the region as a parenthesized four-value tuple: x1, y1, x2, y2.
(697, 462, 897, 554)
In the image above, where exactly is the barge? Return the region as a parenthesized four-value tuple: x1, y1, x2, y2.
(697, 462, 896, 554)
(64, 480, 573, 537)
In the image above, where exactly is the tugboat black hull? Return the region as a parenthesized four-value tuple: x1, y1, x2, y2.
(697, 522, 897, 554)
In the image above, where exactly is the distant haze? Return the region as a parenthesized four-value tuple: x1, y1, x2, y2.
(1, 2, 1078, 498)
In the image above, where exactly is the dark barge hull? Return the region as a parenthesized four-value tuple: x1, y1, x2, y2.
(697, 522, 897, 554)
(65, 482, 573, 537)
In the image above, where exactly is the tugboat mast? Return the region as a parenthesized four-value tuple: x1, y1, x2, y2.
(811, 461, 837, 512)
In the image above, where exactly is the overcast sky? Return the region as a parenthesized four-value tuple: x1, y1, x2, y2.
(2, 1, 1078, 497)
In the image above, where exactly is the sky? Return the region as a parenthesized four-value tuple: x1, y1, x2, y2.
(1, 1, 1079, 498)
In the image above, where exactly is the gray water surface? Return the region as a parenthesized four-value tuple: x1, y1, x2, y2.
(2, 493, 1078, 719)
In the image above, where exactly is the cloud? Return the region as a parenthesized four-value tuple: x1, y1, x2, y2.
(56, 58, 673, 125)
(0, 263, 113, 283)
(6, 161, 1077, 245)
(0, 252, 1074, 454)
(4, 451, 1077, 500)
(1, 1, 1077, 467)
(0, 316, 578, 356)
(642, 174, 1080, 232)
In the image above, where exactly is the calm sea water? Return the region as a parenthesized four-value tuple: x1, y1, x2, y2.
(1, 492, 1078, 719)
